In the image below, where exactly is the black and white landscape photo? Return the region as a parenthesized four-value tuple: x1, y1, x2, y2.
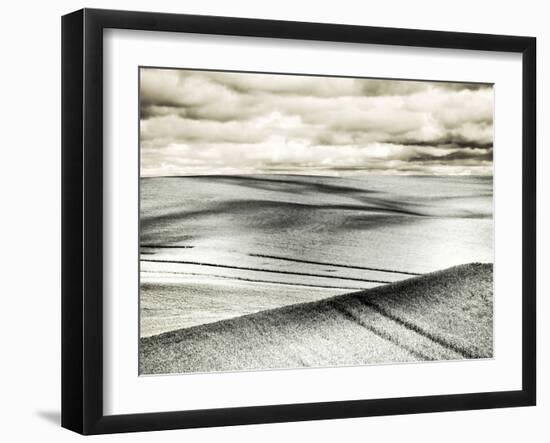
(138, 67, 494, 375)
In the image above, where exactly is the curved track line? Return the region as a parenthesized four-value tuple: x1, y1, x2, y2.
(249, 253, 420, 276)
(362, 299, 477, 359)
(140, 258, 392, 285)
(141, 270, 364, 291)
(330, 301, 433, 360)
(140, 244, 194, 249)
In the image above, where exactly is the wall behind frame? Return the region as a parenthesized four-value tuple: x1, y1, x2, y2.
(0, 0, 545, 442)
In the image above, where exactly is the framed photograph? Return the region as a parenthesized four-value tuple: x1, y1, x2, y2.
(61, 8, 536, 434)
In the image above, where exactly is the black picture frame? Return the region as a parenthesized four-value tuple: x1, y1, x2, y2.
(61, 8, 536, 435)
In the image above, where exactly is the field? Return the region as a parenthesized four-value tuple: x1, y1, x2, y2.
(139, 174, 493, 373)
(140, 174, 493, 337)
(140, 263, 493, 374)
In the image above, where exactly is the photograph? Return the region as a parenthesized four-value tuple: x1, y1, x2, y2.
(138, 67, 494, 375)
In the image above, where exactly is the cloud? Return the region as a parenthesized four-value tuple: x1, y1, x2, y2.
(140, 68, 493, 176)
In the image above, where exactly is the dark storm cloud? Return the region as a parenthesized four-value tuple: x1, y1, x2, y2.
(395, 138, 494, 150)
(409, 148, 493, 163)
(140, 68, 494, 176)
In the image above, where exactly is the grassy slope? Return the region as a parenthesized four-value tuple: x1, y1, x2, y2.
(140, 263, 493, 374)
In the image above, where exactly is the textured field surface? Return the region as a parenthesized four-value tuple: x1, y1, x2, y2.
(140, 175, 493, 336)
(140, 263, 493, 374)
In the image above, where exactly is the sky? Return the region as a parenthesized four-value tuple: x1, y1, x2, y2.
(139, 68, 494, 177)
